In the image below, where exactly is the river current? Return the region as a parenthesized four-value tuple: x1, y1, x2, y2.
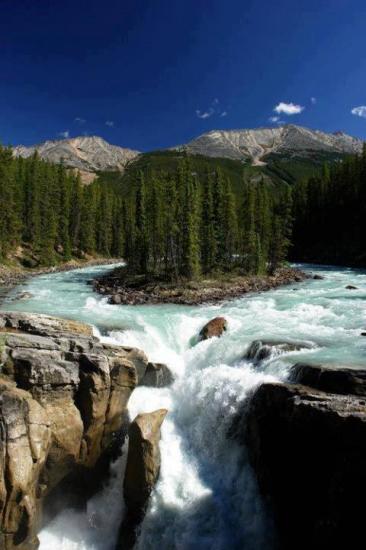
(1, 263, 366, 550)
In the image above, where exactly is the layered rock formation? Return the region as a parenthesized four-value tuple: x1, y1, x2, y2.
(0, 312, 149, 549)
(239, 364, 366, 549)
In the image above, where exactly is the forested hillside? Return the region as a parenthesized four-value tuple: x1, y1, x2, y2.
(0, 145, 292, 276)
(293, 144, 366, 266)
(3, 137, 365, 276)
(0, 146, 125, 265)
(98, 149, 330, 197)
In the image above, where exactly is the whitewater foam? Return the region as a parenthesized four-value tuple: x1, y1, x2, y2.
(2, 262, 366, 548)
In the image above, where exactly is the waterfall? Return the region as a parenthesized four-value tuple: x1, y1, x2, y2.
(2, 263, 365, 548)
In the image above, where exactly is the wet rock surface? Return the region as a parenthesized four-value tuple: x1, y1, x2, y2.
(199, 317, 227, 341)
(140, 362, 174, 387)
(238, 371, 366, 549)
(244, 339, 314, 364)
(118, 409, 167, 549)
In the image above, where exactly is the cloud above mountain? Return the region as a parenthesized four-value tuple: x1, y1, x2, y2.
(269, 116, 284, 124)
(274, 102, 304, 115)
(196, 99, 228, 119)
(351, 106, 366, 118)
(196, 108, 214, 119)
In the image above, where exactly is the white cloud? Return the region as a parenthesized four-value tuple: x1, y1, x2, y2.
(74, 117, 86, 124)
(274, 102, 304, 115)
(310, 97, 317, 105)
(105, 120, 114, 127)
(351, 106, 366, 118)
(58, 130, 70, 139)
(196, 98, 229, 119)
(269, 116, 284, 125)
(196, 108, 214, 119)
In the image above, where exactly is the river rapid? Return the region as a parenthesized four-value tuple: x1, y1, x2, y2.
(1, 263, 366, 550)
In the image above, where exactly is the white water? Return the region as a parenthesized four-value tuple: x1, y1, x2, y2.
(2, 263, 366, 549)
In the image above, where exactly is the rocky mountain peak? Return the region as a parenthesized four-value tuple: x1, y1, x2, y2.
(13, 135, 140, 173)
(178, 124, 363, 165)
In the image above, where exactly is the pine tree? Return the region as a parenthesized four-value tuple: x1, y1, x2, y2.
(181, 169, 200, 279)
(201, 169, 217, 272)
(58, 166, 72, 259)
(135, 172, 149, 273)
(221, 177, 238, 266)
(69, 173, 83, 252)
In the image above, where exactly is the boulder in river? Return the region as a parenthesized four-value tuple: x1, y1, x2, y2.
(240, 378, 366, 549)
(141, 362, 174, 387)
(120, 409, 167, 548)
(198, 317, 227, 341)
(244, 339, 313, 364)
(102, 342, 149, 384)
(345, 284, 358, 289)
(0, 311, 147, 549)
(313, 274, 324, 280)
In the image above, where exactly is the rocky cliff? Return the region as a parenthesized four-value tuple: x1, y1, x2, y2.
(0, 311, 167, 549)
(237, 363, 366, 549)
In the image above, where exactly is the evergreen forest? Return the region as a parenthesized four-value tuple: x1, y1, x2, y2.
(0, 146, 125, 265)
(293, 144, 366, 266)
(2, 142, 366, 277)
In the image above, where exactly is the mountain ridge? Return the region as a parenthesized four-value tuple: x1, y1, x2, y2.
(176, 124, 363, 165)
(12, 125, 364, 173)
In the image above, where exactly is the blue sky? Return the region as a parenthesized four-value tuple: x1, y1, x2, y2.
(1, 0, 366, 151)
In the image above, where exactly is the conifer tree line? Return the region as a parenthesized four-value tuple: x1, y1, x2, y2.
(292, 144, 366, 266)
(0, 146, 125, 265)
(126, 159, 293, 279)
(0, 146, 293, 275)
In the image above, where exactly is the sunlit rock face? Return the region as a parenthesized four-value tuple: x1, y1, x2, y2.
(0, 311, 143, 550)
(13, 136, 140, 173)
(178, 125, 363, 164)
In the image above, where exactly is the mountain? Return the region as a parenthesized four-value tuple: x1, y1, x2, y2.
(13, 136, 140, 173)
(12, 125, 364, 185)
(177, 125, 364, 165)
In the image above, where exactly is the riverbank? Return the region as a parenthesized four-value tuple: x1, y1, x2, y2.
(92, 266, 308, 305)
(0, 257, 122, 298)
